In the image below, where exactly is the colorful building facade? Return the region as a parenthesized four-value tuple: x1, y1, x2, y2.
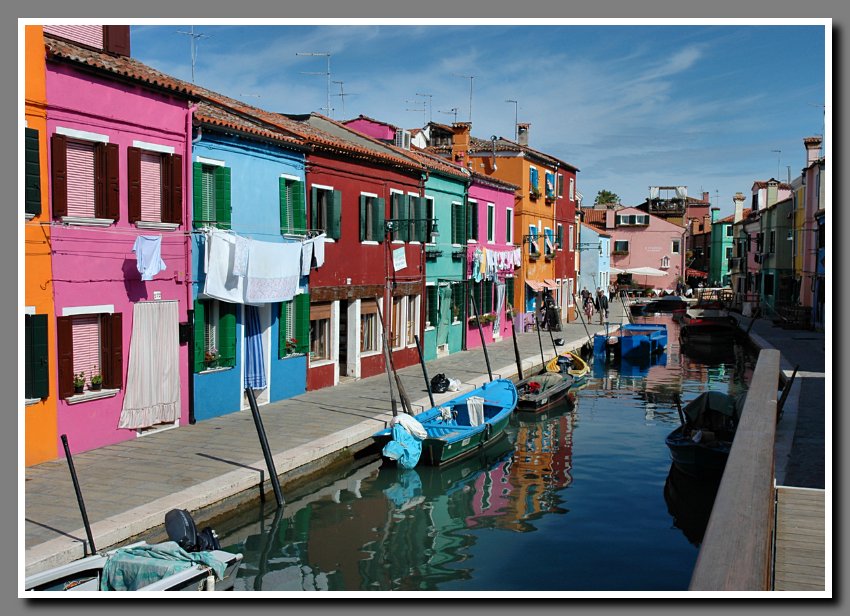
(577, 223, 611, 296)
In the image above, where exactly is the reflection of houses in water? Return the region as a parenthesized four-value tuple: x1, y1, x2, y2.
(498, 412, 576, 532)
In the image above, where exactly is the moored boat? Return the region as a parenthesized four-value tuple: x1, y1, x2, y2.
(544, 350, 590, 380)
(515, 372, 575, 412)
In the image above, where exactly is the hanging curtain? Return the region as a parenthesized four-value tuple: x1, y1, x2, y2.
(436, 284, 452, 347)
(675, 186, 688, 200)
(118, 301, 180, 429)
(244, 305, 267, 390)
(493, 282, 506, 331)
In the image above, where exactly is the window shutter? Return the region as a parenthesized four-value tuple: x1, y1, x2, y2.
(51, 133, 68, 217)
(359, 195, 367, 241)
(452, 282, 465, 322)
(25, 314, 49, 399)
(327, 189, 342, 240)
(295, 294, 311, 355)
(127, 146, 142, 223)
(427, 287, 437, 326)
(506, 279, 515, 311)
(25, 128, 41, 216)
(193, 301, 206, 373)
(280, 177, 292, 233)
(105, 142, 120, 220)
(397, 195, 409, 242)
(310, 186, 318, 231)
(292, 181, 307, 232)
(101, 312, 123, 390)
(94, 143, 107, 219)
(372, 197, 385, 243)
(218, 302, 237, 368)
(168, 153, 182, 224)
(391, 194, 402, 241)
(192, 163, 203, 227)
(467, 201, 477, 241)
(103, 25, 131, 55)
(451, 202, 461, 244)
(530, 167, 538, 191)
(279, 301, 289, 358)
(414, 196, 427, 242)
(215, 166, 231, 230)
(57, 316, 74, 399)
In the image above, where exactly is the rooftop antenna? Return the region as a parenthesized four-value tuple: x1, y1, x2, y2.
(332, 81, 354, 117)
(453, 73, 475, 123)
(405, 99, 426, 121)
(771, 149, 782, 179)
(176, 26, 210, 83)
(296, 51, 332, 117)
(415, 92, 433, 123)
(438, 107, 459, 123)
(809, 103, 826, 155)
(505, 99, 518, 141)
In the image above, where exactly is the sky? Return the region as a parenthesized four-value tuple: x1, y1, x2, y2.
(130, 21, 827, 216)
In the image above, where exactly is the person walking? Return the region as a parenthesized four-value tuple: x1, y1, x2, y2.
(582, 290, 594, 320)
(595, 288, 609, 324)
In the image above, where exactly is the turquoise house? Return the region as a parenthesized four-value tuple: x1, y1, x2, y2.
(709, 209, 735, 287)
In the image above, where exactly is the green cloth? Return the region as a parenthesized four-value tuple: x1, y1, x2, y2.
(100, 541, 227, 591)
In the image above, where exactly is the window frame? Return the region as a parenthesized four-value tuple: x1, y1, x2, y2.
(613, 240, 630, 254)
(505, 207, 513, 244)
(671, 239, 681, 254)
(309, 302, 333, 361)
(486, 202, 495, 243)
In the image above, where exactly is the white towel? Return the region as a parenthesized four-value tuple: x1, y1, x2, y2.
(132, 235, 166, 281)
(466, 396, 485, 427)
(202, 229, 245, 303)
(301, 239, 314, 276)
(312, 233, 326, 268)
(244, 239, 301, 304)
(232, 234, 249, 277)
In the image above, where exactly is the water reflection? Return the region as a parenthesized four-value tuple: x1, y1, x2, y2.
(663, 463, 722, 546)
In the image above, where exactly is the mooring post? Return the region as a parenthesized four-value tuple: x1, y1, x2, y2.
(245, 388, 284, 508)
(60, 434, 97, 556)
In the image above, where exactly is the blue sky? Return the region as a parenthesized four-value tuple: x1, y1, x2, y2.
(131, 22, 827, 216)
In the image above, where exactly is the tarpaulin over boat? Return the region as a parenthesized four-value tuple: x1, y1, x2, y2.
(100, 541, 227, 591)
(683, 391, 746, 428)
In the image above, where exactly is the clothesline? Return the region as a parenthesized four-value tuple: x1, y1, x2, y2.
(32, 220, 327, 241)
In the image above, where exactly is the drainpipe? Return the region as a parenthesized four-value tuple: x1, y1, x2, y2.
(186, 102, 198, 424)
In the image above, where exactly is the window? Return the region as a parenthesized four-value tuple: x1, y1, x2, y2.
(409, 195, 427, 243)
(194, 299, 236, 372)
(613, 240, 629, 254)
(544, 227, 555, 257)
(129, 146, 183, 227)
(57, 310, 122, 398)
(426, 285, 438, 327)
(406, 295, 419, 345)
(569, 177, 575, 201)
(311, 186, 341, 240)
(671, 239, 681, 254)
(725, 246, 734, 259)
(557, 174, 564, 198)
(661, 256, 670, 269)
(469, 281, 493, 316)
(280, 176, 307, 234)
(425, 197, 436, 243)
(616, 214, 650, 226)
(451, 282, 465, 322)
(279, 294, 310, 357)
(309, 302, 332, 360)
(556, 224, 564, 250)
(390, 296, 404, 349)
(487, 203, 495, 243)
(467, 199, 479, 242)
(51, 132, 119, 221)
(726, 224, 734, 237)
(25, 128, 41, 217)
(569, 224, 575, 252)
(528, 224, 540, 256)
(193, 161, 231, 229)
(763, 274, 775, 297)
(25, 314, 49, 399)
(545, 171, 556, 199)
(451, 201, 465, 245)
(359, 194, 386, 242)
(529, 167, 539, 196)
(769, 230, 776, 254)
(360, 301, 379, 353)
(506, 278, 515, 312)
(505, 208, 513, 244)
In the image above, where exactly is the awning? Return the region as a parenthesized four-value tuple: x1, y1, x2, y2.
(526, 279, 559, 292)
(610, 266, 667, 277)
(686, 267, 709, 279)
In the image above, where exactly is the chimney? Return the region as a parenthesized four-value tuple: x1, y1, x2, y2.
(605, 209, 614, 229)
(710, 206, 719, 223)
(451, 122, 471, 165)
(733, 192, 745, 223)
(702, 191, 710, 204)
(517, 123, 530, 146)
(766, 179, 779, 207)
(804, 136, 822, 165)
(703, 212, 712, 232)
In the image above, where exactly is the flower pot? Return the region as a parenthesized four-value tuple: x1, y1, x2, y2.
(90, 383, 102, 391)
(74, 384, 84, 394)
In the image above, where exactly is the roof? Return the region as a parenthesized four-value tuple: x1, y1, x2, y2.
(716, 209, 752, 224)
(194, 101, 306, 148)
(579, 222, 610, 237)
(427, 134, 579, 172)
(408, 146, 470, 181)
(468, 170, 520, 192)
(751, 179, 793, 190)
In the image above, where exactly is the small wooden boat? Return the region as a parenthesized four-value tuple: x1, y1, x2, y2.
(515, 372, 575, 411)
(665, 391, 744, 478)
(679, 312, 741, 342)
(545, 351, 590, 380)
(373, 379, 517, 467)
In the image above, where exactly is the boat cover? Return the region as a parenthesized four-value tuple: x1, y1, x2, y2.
(683, 391, 745, 429)
(100, 541, 227, 591)
(382, 423, 423, 469)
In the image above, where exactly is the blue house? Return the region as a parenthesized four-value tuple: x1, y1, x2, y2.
(190, 101, 311, 420)
(578, 223, 611, 296)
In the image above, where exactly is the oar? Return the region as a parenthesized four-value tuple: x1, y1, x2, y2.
(507, 302, 523, 381)
(374, 298, 412, 416)
(60, 434, 97, 556)
(777, 364, 800, 418)
(413, 334, 435, 408)
(674, 395, 687, 431)
(469, 288, 493, 382)
(572, 292, 594, 348)
(535, 312, 545, 371)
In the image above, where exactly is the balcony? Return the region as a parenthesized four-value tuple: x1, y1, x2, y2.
(647, 199, 686, 216)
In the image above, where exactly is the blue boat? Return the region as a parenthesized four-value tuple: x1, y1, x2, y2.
(373, 379, 518, 467)
(594, 323, 667, 359)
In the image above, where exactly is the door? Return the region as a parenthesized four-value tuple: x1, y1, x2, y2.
(338, 300, 349, 377)
(241, 303, 271, 409)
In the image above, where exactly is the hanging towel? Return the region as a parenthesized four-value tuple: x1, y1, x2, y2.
(312, 233, 326, 268)
(466, 396, 485, 427)
(245, 239, 301, 304)
(493, 282, 506, 331)
(244, 305, 267, 389)
(513, 247, 522, 266)
(232, 234, 249, 277)
(132, 235, 166, 281)
(480, 248, 487, 275)
(203, 229, 245, 303)
(300, 239, 314, 276)
(471, 248, 483, 283)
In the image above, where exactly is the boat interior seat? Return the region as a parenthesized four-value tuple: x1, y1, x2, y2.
(421, 423, 477, 437)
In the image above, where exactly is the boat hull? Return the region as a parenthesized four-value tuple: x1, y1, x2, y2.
(545, 351, 589, 380)
(665, 426, 731, 478)
(515, 373, 574, 411)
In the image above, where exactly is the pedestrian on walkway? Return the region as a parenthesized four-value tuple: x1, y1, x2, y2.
(608, 282, 616, 303)
(595, 288, 609, 324)
(583, 291, 594, 320)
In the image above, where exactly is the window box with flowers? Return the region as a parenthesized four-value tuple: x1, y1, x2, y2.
(73, 372, 86, 395)
(468, 313, 497, 327)
(204, 348, 220, 370)
(529, 187, 541, 200)
(89, 369, 103, 391)
(283, 337, 301, 356)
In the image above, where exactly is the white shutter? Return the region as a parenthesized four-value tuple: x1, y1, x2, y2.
(66, 141, 96, 217)
(140, 152, 162, 222)
(72, 315, 100, 378)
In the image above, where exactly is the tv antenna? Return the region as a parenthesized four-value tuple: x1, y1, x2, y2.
(809, 103, 826, 154)
(332, 81, 355, 117)
(296, 52, 332, 116)
(771, 149, 782, 179)
(453, 73, 475, 123)
(176, 26, 210, 83)
(439, 107, 459, 123)
(505, 99, 518, 141)
(415, 93, 434, 123)
(405, 99, 426, 122)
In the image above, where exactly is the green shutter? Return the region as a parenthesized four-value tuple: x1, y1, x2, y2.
(292, 181, 307, 232)
(452, 282, 465, 323)
(506, 279, 515, 312)
(468, 201, 478, 241)
(279, 301, 290, 358)
(295, 294, 310, 354)
(398, 195, 409, 242)
(25, 128, 41, 216)
(427, 287, 438, 326)
(193, 301, 206, 373)
(414, 196, 427, 242)
(372, 197, 385, 243)
(215, 166, 231, 229)
(218, 302, 237, 368)
(359, 195, 367, 242)
(280, 177, 292, 234)
(485, 281, 493, 313)
(327, 190, 342, 240)
(192, 163, 203, 227)
(452, 203, 461, 245)
(25, 314, 49, 399)
(310, 186, 318, 231)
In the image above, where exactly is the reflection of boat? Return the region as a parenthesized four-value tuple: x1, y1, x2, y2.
(631, 296, 687, 316)
(679, 314, 741, 342)
(373, 379, 517, 467)
(545, 351, 589, 380)
(663, 463, 721, 546)
(516, 373, 575, 412)
(665, 391, 744, 478)
(595, 323, 667, 359)
(25, 510, 243, 592)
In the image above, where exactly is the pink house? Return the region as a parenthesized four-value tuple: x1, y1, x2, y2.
(590, 207, 686, 293)
(44, 32, 193, 455)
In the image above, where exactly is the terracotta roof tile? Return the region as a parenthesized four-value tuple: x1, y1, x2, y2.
(428, 134, 579, 172)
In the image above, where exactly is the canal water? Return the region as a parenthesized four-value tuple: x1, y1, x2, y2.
(215, 315, 756, 592)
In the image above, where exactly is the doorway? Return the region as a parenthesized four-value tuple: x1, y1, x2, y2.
(241, 303, 271, 409)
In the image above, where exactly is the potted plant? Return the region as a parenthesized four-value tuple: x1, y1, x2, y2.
(90, 368, 103, 391)
(284, 337, 298, 355)
(73, 372, 86, 395)
(529, 186, 541, 200)
(204, 347, 220, 369)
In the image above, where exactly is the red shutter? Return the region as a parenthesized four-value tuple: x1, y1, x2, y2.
(159, 153, 171, 224)
(169, 153, 183, 224)
(101, 313, 123, 390)
(94, 143, 107, 218)
(104, 142, 119, 220)
(103, 26, 131, 56)
(127, 146, 141, 223)
(51, 134, 68, 217)
(56, 316, 74, 399)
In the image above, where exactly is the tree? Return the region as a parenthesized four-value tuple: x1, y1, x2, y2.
(595, 189, 620, 206)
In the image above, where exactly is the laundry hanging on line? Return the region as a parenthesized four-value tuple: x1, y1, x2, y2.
(132, 235, 167, 281)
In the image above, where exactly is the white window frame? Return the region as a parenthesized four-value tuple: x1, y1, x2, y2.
(661, 256, 670, 269)
(569, 177, 575, 201)
(487, 202, 495, 244)
(569, 224, 575, 252)
(505, 207, 514, 244)
(389, 189, 405, 245)
(466, 198, 478, 244)
(529, 224, 539, 255)
(671, 239, 681, 254)
(56, 126, 109, 143)
(360, 191, 381, 245)
(424, 282, 437, 330)
(556, 223, 564, 251)
(544, 226, 554, 257)
(451, 200, 464, 247)
(557, 173, 564, 198)
(406, 295, 420, 349)
(407, 192, 421, 245)
(425, 196, 436, 246)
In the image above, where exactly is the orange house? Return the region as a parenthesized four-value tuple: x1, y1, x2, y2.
(24, 25, 58, 465)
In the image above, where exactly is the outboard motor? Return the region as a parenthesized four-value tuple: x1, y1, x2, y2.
(165, 508, 221, 552)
